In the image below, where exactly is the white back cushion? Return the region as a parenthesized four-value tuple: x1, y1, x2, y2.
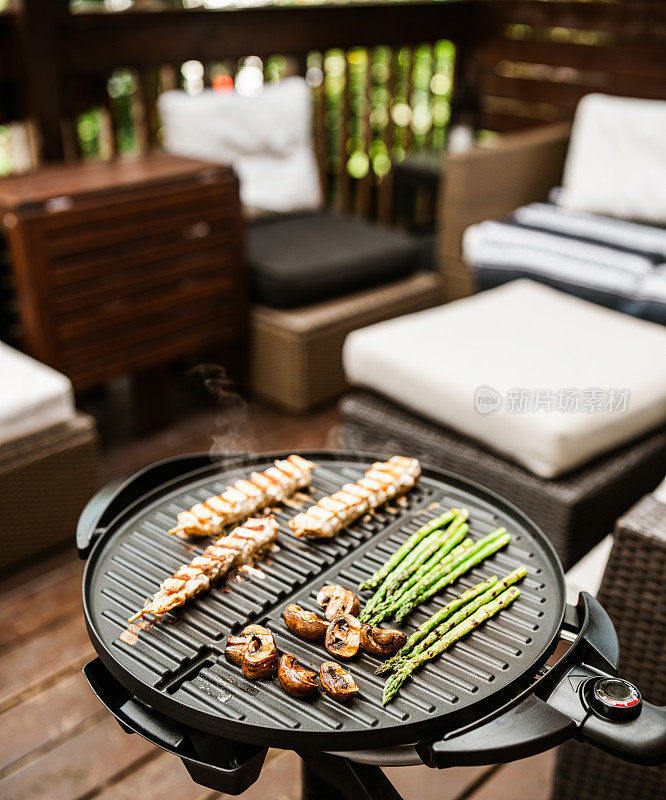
(159, 77, 323, 215)
(558, 94, 666, 225)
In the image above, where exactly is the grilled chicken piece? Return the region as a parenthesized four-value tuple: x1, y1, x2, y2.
(288, 456, 420, 538)
(278, 655, 319, 697)
(283, 604, 328, 641)
(360, 625, 407, 657)
(320, 662, 359, 700)
(317, 585, 361, 621)
(127, 517, 279, 622)
(169, 454, 315, 538)
(325, 613, 362, 659)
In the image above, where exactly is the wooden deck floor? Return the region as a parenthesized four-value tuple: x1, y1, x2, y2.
(0, 400, 557, 800)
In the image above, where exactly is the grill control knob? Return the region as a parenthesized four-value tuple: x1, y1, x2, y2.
(587, 678, 642, 722)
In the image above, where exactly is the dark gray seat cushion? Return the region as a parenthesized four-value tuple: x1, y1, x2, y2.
(248, 211, 420, 308)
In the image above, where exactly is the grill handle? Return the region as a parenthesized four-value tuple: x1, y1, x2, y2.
(418, 593, 666, 768)
(83, 658, 268, 794)
(77, 452, 251, 558)
(547, 594, 666, 766)
(579, 694, 666, 765)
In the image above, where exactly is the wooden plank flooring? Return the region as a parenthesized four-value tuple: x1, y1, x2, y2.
(0, 399, 557, 800)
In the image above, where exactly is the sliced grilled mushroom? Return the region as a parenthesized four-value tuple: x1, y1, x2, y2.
(317, 585, 361, 621)
(325, 612, 362, 659)
(242, 625, 278, 680)
(360, 624, 407, 657)
(320, 661, 359, 700)
(278, 654, 319, 698)
(283, 604, 328, 641)
(224, 623, 266, 666)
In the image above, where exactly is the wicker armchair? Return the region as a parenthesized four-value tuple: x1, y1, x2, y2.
(438, 123, 571, 301)
(552, 488, 666, 799)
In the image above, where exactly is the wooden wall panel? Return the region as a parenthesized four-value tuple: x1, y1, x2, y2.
(476, 1, 666, 133)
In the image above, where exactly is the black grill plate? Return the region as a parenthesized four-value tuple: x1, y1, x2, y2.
(83, 451, 565, 750)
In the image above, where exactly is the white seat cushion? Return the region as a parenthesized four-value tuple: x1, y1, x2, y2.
(343, 280, 666, 478)
(655, 476, 666, 505)
(0, 342, 75, 447)
(565, 535, 613, 605)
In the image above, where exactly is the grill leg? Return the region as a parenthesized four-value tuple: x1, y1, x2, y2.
(301, 760, 343, 800)
(299, 753, 405, 800)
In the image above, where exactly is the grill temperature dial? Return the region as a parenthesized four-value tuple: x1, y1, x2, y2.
(586, 678, 642, 722)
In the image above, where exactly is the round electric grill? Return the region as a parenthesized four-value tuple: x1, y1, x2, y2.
(79, 450, 666, 800)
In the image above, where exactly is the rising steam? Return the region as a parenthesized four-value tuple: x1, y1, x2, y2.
(188, 364, 259, 458)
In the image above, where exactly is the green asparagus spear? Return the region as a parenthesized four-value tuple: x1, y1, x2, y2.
(362, 513, 469, 622)
(382, 511, 468, 595)
(389, 566, 527, 673)
(366, 533, 472, 625)
(395, 531, 511, 622)
(382, 587, 521, 704)
(359, 511, 464, 621)
(376, 534, 471, 611)
(376, 527, 507, 622)
(359, 508, 458, 591)
(360, 523, 461, 620)
(375, 575, 498, 675)
(359, 525, 454, 621)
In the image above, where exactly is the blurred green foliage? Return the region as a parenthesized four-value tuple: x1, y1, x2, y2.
(0, 126, 12, 175)
(26, 3, 456, 197)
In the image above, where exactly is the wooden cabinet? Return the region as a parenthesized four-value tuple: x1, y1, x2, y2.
(0, 154, 247, 390)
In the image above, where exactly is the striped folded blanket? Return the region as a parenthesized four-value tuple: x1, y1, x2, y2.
(463, 200, 666, 325)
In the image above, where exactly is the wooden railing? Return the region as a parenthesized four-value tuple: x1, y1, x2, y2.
(0, 0, 479, 218)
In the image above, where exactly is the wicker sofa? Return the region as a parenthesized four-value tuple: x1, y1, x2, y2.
(439, 100, 666, 328)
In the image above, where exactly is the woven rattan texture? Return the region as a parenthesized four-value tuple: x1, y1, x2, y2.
(438, 124, 570, 301)
(250, 272, 444, 412)
(552, 494, 666, 799)
(338, 391, 666, 569)
(0, 413, 99, 569)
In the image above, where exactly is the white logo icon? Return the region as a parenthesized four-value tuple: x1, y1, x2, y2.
(474, 385, 502, 415)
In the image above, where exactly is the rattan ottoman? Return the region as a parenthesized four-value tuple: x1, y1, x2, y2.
(552, 492, 666, 799)
(338, 391, 666, 568)
(250, 271, 445, 413)
(0, 413, 99, 571)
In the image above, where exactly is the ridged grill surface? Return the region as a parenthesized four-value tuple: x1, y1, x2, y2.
(84, 452, 565, 750)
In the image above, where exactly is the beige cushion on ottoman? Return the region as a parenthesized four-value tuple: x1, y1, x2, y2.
(654, 474, 666, 504)
(343, 280, 666, 478)
(0, 341, 75, 445)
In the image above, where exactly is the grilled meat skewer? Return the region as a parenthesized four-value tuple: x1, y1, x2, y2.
(169, 454, 315, 538)
(128, 516, 279, 622)
(289, 456, 421, 539)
